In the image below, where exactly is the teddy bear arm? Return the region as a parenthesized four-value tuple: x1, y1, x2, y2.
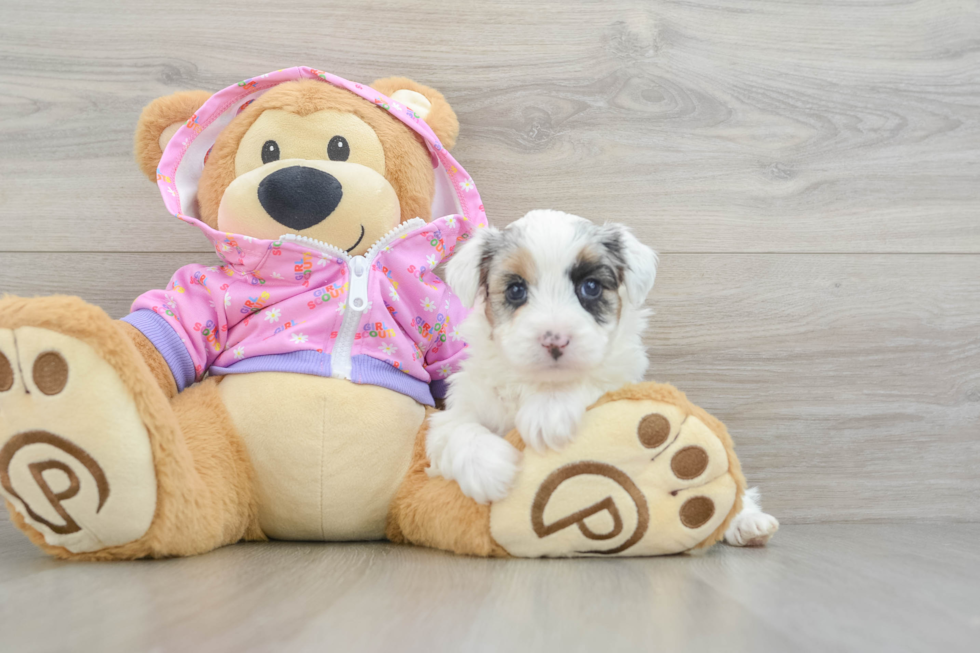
(116, 320, 178, 399)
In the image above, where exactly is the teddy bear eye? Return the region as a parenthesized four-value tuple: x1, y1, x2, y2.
(328, 135, 350, 162)
(261, 140, 280, 164)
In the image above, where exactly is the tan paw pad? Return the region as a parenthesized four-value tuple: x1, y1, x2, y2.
(490, 396, 738, 557)
(0, 327, 157, 553)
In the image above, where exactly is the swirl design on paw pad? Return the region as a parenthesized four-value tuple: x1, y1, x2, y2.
(0, 431, 110, 535)
(530, 461, 649, 555)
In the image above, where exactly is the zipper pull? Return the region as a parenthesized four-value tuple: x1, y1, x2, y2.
(349, 256, 369, 312)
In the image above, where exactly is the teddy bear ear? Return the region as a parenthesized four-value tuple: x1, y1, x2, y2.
(133, 90, 213, 181)
(370, 77, 460, 150)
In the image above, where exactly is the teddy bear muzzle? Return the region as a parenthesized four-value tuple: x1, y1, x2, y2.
(257, 165, 344, 231)
(217, 157, 401, 255)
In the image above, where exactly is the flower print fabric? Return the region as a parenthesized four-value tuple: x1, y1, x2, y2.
(122, 67, 487, 407)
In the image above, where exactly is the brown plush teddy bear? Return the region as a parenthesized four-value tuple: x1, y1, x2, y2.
(0, 68, 745, 559)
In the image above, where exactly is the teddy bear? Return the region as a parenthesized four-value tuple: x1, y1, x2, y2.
(0, 67, 745, 559)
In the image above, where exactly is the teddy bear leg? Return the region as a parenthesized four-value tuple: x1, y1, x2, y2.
(0, 296, 261, 560)
(386, 412, 509, 557)
(390, 383, 747, 558)
(488, 383, 746, 557)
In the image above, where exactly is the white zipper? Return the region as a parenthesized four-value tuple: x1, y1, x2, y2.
(279, 218, 426, 380)
(330, 254, 366, 380)
(278, 233, 351, 261)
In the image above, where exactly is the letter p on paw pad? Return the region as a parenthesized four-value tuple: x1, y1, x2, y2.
(0, 327, 157, 553)
(489, 383, 744, 557)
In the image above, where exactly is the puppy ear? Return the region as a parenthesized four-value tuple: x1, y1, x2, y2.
(603, 224, 658, 306)
(370, 77, 460, 150)
(446, 227, 500, 308)
(134, 90, 212, 181)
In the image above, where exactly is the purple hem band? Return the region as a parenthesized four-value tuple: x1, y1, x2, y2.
(122, 310, 195, 392)
(210, 350, 329, 377)
(211, 352, 436, 407)
(352, 355, 436, 407)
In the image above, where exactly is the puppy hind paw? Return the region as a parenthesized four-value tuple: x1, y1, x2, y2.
(724, 510, 779, 547)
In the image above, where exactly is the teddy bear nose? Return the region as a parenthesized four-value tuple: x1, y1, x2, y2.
(257, 166, 344, 230)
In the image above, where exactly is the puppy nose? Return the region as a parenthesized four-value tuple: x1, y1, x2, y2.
(540, 331, 569, 361)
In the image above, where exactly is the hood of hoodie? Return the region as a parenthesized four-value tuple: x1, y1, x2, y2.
(155, 67, 487, 269)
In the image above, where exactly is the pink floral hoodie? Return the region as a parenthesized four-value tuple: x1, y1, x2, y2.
(122, 67, 486, 406)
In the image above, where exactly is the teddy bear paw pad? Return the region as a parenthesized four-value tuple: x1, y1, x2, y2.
(489, 393, 739, 557)
(0, 327, 156, 553)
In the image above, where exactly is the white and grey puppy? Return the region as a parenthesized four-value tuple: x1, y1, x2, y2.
(428, 209, 777, 546)
(428, 208, 654, 503)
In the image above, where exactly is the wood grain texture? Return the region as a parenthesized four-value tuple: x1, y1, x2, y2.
(0, 253, 221, 317)
(647, 253, 980, 523)
(1, 251, 977, 522)
(2, 518, 979, 653)
(0, 0, 978, 523)
(0, 0, 978, 252)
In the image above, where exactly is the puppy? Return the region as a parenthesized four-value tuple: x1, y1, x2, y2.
(429, 209, 777, 547)
(426, 209, 657, 504)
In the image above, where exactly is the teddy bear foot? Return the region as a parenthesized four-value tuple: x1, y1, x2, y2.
(0, 306, 158, 555)
(489, 383, 745, 557)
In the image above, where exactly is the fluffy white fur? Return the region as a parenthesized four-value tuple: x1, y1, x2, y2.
(427, 210, 654, 503)
(428, 210, 777, 547)
(723, 487, 779, 546)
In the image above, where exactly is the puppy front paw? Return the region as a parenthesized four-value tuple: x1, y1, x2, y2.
(442, 427, 522, 504)
(516, 393, 585, 453)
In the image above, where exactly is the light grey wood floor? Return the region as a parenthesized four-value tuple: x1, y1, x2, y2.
(0, 1, 978, 651)
(1, 516, 978, 653)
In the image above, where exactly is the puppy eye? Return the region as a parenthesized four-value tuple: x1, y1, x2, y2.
(577, 278, 602, 301)
(328, 135, 350, 162)
(261, 140, 280, 164)
(504, 281, 527, 305)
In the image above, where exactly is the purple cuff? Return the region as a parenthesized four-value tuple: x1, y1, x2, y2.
(430, 379, 449, 399)
(122, 310, 196, 392)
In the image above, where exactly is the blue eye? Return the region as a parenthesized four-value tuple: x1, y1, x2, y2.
(577, 278, 602, 300)
(505, 281, 527, 304)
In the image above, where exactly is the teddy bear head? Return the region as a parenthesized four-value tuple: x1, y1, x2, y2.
(134, 77, 459, 255)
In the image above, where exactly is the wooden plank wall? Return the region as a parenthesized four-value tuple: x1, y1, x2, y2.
(1, 0, 977, 523)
